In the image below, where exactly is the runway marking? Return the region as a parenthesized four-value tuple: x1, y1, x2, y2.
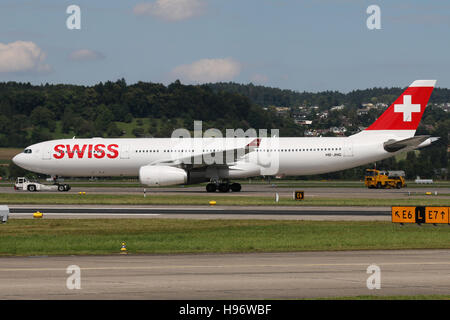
(1, 261, 450, 272)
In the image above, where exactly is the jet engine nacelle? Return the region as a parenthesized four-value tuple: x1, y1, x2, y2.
(139, 165, 187, 186)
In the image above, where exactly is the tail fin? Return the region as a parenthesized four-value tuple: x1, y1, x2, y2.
(364, 80, 436, 136)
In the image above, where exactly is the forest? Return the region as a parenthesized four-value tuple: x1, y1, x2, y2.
(0, 79, 303, 148)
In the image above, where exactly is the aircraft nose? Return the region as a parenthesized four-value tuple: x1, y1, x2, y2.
(12, 153, 25, 167)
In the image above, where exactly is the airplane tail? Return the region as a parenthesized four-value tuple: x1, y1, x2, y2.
(362, 80, 436, 138)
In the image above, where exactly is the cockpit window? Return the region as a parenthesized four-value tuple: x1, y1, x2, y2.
(24, 149, 32, 154)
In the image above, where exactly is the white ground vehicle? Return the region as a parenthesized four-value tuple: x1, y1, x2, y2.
(14, 177, 71, 192)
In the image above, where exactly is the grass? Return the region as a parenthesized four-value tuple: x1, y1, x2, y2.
(0, 193, 448, 206)
(0, 148, 22, 160)
(1, 219, 450, 256)
(115, 118, 160, 138)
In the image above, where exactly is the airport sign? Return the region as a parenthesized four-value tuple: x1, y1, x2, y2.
(392, 206, 416, 223)
(392, 206, 450, 224)
(294, 191, 304, 200)
(425, 207, 449, 224)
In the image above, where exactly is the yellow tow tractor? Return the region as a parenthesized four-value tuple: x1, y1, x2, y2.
(364, 169, 406, 189)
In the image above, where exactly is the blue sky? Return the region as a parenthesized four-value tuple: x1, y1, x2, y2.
(0, 0, 449, 92)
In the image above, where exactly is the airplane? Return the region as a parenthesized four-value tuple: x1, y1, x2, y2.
(12, 80, 438, 192)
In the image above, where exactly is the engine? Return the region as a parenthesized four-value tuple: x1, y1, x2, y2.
(139, 165, 187, 186)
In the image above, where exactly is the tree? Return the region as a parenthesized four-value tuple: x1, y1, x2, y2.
(106, 123, 123, 137)
(30, 106, 56, 132)
(0, 114, 9, 133)
(30, 127, 53, 144)
(61, 107, 75, 134)
(94, 104, 114, 133)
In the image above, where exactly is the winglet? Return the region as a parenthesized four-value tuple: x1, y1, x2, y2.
(246, 138, 261, 148)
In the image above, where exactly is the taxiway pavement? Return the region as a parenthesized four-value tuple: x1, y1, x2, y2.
(8, 204, 391, 221)
(0, 250, 449, 299)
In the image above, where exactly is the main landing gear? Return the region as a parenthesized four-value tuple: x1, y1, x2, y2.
(52, 175, 71, 192)
(206, 180, 241, 193)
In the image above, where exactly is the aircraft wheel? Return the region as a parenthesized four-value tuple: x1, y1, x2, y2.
(230, 183, 241, 192)
(206, 183, 217, 192)
(218, 183, 230, 193)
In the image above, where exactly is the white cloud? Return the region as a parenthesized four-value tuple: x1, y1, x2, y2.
(171, 58, 241, 83)
(0, 41, 50, 73)
(69, 49, 105, 62)
(133, 0, 206, 21)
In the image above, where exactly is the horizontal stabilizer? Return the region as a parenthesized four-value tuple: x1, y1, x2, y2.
(383, 135, 430, 152)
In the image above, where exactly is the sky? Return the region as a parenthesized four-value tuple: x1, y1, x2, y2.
(0, 0, 449, 92)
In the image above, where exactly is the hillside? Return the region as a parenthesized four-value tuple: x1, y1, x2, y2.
(207, 82, 450, 108)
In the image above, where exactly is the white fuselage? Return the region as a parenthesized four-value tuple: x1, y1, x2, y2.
(12, 131, 404, 180)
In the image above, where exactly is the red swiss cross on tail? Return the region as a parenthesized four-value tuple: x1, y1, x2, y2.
(366, 80, 436, 131)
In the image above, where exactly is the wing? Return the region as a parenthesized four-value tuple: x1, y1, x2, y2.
(148, 138, 261, 169)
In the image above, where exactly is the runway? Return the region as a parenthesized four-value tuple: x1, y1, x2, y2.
(0, 250, 449, 299)
(8, 205, 391, 221)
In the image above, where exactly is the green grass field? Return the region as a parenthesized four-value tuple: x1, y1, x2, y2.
(0, 148, 22, 161)
(1, 219, 450, 256)
(0, 193, 448, 206)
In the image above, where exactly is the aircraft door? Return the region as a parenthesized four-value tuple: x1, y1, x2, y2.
(120, 145, 130, 159)
(343, 142, 353, 157)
